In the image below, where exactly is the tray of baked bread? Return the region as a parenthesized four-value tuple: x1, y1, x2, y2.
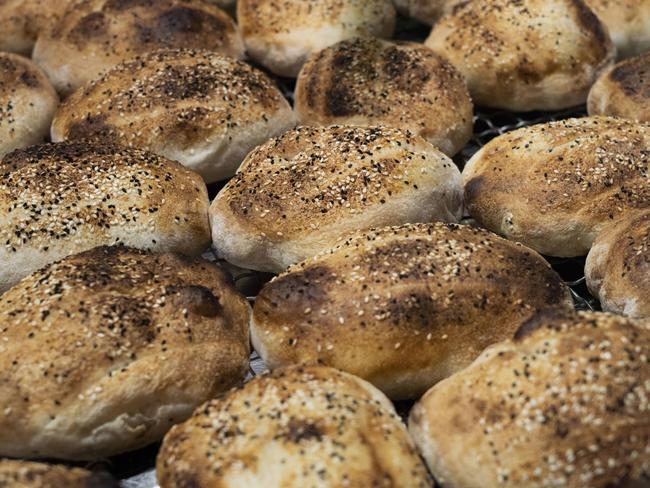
(0, 0, 648, 487)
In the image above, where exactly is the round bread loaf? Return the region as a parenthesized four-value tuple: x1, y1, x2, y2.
(0, 245, 251, 460)
(0, 0, 70, 55)
(392, 0, 464, 25)
(294, 38, 473, 157)
(0, 53, 58, 158)
(50, 49, 296, 183)
(409, 310, 650, 488)
(0, 460, 117, 488)
(588, 51, 650, 123)
(32, 0, 244, 96)
(157, 365, 432, 488)
(425, 0, 615, 111)
(210, 126, 464, 273)
(251, 222, 573, 400)
(586, 210, 650, 320)
(237, 0, 396, 77)
(585, 0, 650, 59)
(463, 116, 650, 257)
(0, 141, 210, 293)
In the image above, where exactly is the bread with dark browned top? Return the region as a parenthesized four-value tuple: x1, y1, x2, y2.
(425, 0, 615, 111)
(51, 49, 296, 183)
(251, 222, 573, 400)
(0, 245, 251, 460)
(0, 0, 70, 55)
(586, 210, 650, 320)
(0, 141, 211, 292)
(295, 38, 473, 156)
(32, 0, 244, 96)
(463, 116, 650, 257)
(157, 365, 432, 488)
(588, 51, 650, 123)
(210, 125, 463, 273)
(0, 459, 117, 488)
(409, 309, 650, 488)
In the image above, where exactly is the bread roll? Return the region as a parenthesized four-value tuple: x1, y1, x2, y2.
(32, 0, 244, 96)
(463, 116, 650, 257)
(237, 0, 396, 77)
(0, 460, 117, 487)
(0, 53, 58, 158)
(409, 310, 650, 488)
(588, 51, 650, 123)
(294, 38, 473, 157)
(0, 245, 251, 460)
(586, 210, 650, 320)
(252, 222, 573, 400)
(210, 126, 464, 273)
(585, 0, 650, 59)
(425, 0, 615, 111)
(0, 0, 69, 55)
(157, 365, 432, 488)
(0, 141, 210, 293)
(392, 0, 464, 25)
(51, 49, 296, 183)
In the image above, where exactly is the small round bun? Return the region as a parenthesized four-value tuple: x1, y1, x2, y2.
(425, 0, 615, 111)
(409, 310, 650, 488)
(157, 365, 431, 488)
(392, 0, 464, 25)
(585, 0, 650, 59)
(294, 38, 473, 156)
(237, 0, 396, 77)
(0, 141, 211, 293)
(210, 126, 464, 273)
(463, 116, 650, 257)
(0, 0, 69, 55)
(252, 222, 573, 400)
(588, 51, 650, 123)
(32, 0, 244, 96)
(586, 210, 650, 320)
(0, 53, 58, 158)
(51, 49, 296, 183)
(0, 460, 117, 488)
(0, 245, 251, 460)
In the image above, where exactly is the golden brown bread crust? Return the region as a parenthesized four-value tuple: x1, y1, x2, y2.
(0, 141, 211, 293)
(0, 0, 70, 55)
(0, 53, 58, 158)
(294, 38, 473, 156)
(157, 365, 432, 488)
(0, 460, 117, 488)
(409, 310, 650, 488)
(585, 0, 650, 59)
(251, 222, 573, 400)
(586, 210, 650, 320)
(210, 125, 464, 273)
(588, 52, 650, 123)
(50, 49, 296, 183)
(32, 0, 244, 96)
(237, 0, 396, 77)
(463, 116, 650, 257)
(0, 246, 251, 460)
(425, 0, 615, 111)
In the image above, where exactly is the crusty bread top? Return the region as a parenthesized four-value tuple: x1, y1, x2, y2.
(463, 116, 650, 256)
(409, 310, 650, 487)
(0, 141, 210, 257)
(0, 245, 251, 458)
(215, 126, 461, 241)
(51, 49, 291, 154)
(294, 38, 473, 156)
(157, 365, 431, 488)
(585, 0, 650, 58)
(0, 460, 117, 488)
(0, 0, 69, 55)
(588, 51, 650, 122)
